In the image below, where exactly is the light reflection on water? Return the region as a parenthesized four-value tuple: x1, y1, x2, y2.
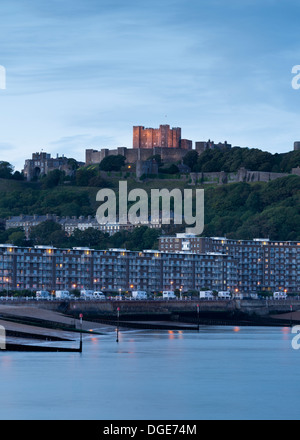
(0, 326, 299, 420)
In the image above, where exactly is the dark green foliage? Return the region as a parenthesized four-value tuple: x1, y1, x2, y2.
(203, 175, 300, 240)
(0, 186, 95, 218)
(0, 162, 25, 180)
(147, 154, 162, 165)
(41, 169, 65, 189)
(99, 155, 126, 172)
(75, 167, 97, 186)
(122, 226, 161, 251)
(0, 153, 299, 244)
(23, 222, 161, 251)
(69, 228, 109, 248)
(0, 162, 14, 179)
(185, 147, 300, 173)
(0, 227, 27, 246)
(30, 220, 64, 245)
(183, 150, 199, 170)
(158, 164, 180, 174)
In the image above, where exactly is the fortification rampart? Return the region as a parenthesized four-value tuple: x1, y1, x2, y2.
(190, 167, 290, 185)
(86, 147, 188, 166)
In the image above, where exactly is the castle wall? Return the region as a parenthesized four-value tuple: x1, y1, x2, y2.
(190, 168, 289, 185)
(195, 140, 232, 154)
(23, 152, 79, 181)
(85, 147, 188, 166)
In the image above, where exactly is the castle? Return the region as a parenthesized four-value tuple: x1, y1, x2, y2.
(294, 142, 300, 151)
(23, 125, 300, 182)
(133, 125, 192, 150)
(86, 124, 194, 166)
(23, 152, 84, 181)
(85, 124, 234, 170)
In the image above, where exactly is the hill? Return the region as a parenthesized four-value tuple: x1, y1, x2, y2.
(183, 147, 300, 173)
(0, 172, 299, 242)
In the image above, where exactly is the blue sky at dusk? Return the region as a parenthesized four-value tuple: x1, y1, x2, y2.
(0, 0, 300, 170)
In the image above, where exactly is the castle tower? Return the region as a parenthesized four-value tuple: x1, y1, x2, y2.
(133, 125, 181, 149)
(294, 142, 300, 151)
(133, 126, 143, 149)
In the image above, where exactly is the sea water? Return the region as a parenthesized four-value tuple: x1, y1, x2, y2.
(0, 326, 299, 420)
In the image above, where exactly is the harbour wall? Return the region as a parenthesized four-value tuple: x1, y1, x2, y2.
(0, 298, 298, 318)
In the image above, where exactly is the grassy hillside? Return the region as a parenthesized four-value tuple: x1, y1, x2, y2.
(0, 173, 300, 241)
(203, 176, 300, 241)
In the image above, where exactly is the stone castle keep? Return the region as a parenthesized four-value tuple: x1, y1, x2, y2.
(86, 124, 193, 166)
(133, 125, 192, 150)
(85, 124, 232, 166)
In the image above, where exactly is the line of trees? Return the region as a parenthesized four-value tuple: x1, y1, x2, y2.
(183, 147, 300, 173)
(0, 161, 24, 180)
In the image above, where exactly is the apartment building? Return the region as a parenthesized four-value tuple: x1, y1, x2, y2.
(0, 245, 238, 293)
(6, 215, 162, 238)
(6, 215, 136, 237)
(159, 234, 300, 293)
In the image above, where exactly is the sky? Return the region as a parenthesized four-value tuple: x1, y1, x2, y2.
(1, 0, 300, 171)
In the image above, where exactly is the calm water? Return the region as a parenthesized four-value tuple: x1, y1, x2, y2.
(0, 326, 299, 420)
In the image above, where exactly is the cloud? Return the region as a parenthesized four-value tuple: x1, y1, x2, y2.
(0, 0, 300, 171)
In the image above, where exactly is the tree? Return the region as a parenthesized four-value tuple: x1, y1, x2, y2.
(41, 169, 65, 189)
(159, 164, 180, 174)
(99, 155, 126, 172)
(48, 229, 69, 248)
(0, 227, 26, 245)
(67, 158, 79, 171)
(0, 162, 14, 179)
(75, 167, 97, 186)
(147, 154, 162, 166)
(30, 221, 63, 245)
(70, 228, 108, 248)
(12, 171, 24, 181)
(8, 230, 27, 246)
(183, 150, 199, 171)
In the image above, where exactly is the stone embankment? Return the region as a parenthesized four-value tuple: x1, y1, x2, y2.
(1, 298, 299, 327)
